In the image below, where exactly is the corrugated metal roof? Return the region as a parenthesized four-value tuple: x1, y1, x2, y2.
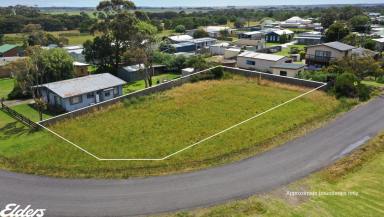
(238, 51, 286, 61)
(168, 35, 193, 42)
(323, 41, 355, 51)
(0, 44, 18, 54)
(190, 37, 217, 43)
(40, 73, 126, 98)
(271, 63, 306, 69)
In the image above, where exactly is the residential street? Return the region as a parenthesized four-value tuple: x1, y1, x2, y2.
(0, 95, 384, 217)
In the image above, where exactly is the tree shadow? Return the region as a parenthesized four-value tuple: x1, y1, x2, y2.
(0, 121, 30, 140)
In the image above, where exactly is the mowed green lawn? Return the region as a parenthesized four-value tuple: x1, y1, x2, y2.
(0, 75, 348, 178)
(123, 73, 180, 94)
(0, 78, 14, 99)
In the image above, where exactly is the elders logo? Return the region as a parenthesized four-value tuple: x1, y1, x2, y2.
(0, 203, 46, 217)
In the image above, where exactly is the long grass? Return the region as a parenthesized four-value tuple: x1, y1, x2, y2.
(0, 75, 351, 178)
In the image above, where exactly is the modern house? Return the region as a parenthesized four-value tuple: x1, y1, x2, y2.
(168, 35, 194, 43)
(279, 16, 312, 29)
(171, 42, 196, 53)
(210, 42, 231, 55)
(237, 51, 289, 72)
(37, 73, 126, 112)
(295, 31, 325, 45)
(372, 38, 384, 51)
(203, 26, 232, 38)
(0, 44, 21, 57)
(190, 38, 217, 50)
(262, 29, 294, 43)
(306, 41, 356, 67)
(271, 63, 306, 77)
(237, 31, 266, 49)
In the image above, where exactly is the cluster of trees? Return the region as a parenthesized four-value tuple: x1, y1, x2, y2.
(83, 0, 159, 87)
(299, 56, 384, 101)
(0, 5, 96, 34)
(153, 52, 211, 72)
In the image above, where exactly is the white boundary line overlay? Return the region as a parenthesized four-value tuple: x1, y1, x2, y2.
(35, 68, 327, 161)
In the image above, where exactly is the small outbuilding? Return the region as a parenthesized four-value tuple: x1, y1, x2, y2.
(271, 63, 306, 77)
(237, 51, 289, 72)
(0, 44, 21, 57)
(37, 73, 126, 112)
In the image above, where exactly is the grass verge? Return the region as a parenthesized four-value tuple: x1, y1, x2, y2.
(0, 75, 355, 178)
(162, 132, 384, 217)
(0, 78, 14, 99)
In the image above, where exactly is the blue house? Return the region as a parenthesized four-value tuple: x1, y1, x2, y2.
(37, 73, 126, 112)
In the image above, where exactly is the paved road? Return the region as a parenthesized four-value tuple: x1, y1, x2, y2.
(1, 95, 384, 217)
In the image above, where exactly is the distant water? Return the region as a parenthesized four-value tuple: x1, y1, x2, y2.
(1, 0, 383, 7)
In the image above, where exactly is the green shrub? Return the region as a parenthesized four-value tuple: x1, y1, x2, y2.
(377, 76, 384, 84)
(211, 67, 224, 79)
(334, 72, 358, 98)
(357, 83, 371, 101)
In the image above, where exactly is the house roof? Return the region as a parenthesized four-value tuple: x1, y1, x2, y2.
(122, 64, 145, 72)
(73, 61, 90, 66)
(238, 51, 286, 61)
(271, 63, 306, 70)
(168, 35, 194, 42)
(372, 38, 384, 43)
(172, 42, 195, 48)
(39, 73, 126, 98)
(272, 29, 294, 35)
(191, 37, 217, 43)
(0, 44, 18, 54)
(323, 41, 355, 51)
(204, 26, 230, 33)
(351, 47, 379, 57)
(242, 31, 263, 36)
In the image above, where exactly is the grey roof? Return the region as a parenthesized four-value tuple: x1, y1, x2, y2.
(271, 63, 306, 70)
(238, 51, 287, 61)
(323, 41, 355, 51)
(39, 73, 126, 98)
(122, 64, 145, 72)
(172, 42, 195, 48)
(190, 37, 217, 43)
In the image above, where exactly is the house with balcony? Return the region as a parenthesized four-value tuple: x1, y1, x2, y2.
(305, 41, 356, 67)
(237, 31, 266, 49)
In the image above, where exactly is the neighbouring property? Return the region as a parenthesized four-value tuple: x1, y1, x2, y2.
(36, 73, 126, 112)
(237, 31, 266, 49)
(305, 41, 356, 67)
(372, 38, 384, 51)
(73, 61, 90, 77)
(262, 29, 294, 43)
(168, 35, 194, 43)
(271, 63, 306, 77)
(0, 44, 22, 57)
(237, 51, 289, 72)
(295, 31, 325, 45)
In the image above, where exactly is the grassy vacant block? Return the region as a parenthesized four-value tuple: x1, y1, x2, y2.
(167, 133, 384, 217)
(0, 78, 14, 99)
(0, 74, 352, 178)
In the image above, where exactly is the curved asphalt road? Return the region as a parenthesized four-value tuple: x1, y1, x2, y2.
(1, 95, 384, 217)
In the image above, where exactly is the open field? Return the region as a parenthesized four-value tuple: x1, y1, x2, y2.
(165, 132, 384, 217)
(0, 78, 14, 99)
(0, 75, 352, 178)
(5, 30, 94, 46)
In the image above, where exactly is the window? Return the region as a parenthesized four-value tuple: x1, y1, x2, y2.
(246, 60, 256, 65)
(104, 91, 111, 97)
(315, 50, 331, 57)
(280, 71, 287, 76)
(113, 87, 119, 95)
(87, 93, 95, 99)
(69, 96, 82, 105)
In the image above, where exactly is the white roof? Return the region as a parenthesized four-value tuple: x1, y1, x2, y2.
(226, 48, 241, 52)
(73, 61, 89, 66)
(211, 42, 230, 47)
(373, 38, 384, 43)
(238, 51, 286, 61)
(168, 35, 193, 42)
(39, 73, 126, 98)
(242, 31, 263, 36)
(204, 26, 230, 33)
(182, 68, 195, 72)
(122, 64, 145, 72)
(273, 29, 294, 35)
(64, 45, 83, 50)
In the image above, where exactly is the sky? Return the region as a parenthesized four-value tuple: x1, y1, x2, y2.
(0, 0, 383, 7)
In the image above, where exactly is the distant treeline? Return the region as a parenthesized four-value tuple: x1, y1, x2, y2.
(0, 5, 96, 34)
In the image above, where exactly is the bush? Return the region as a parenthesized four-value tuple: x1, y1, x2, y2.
(357, 83, 371, 101)
(377, 76, 384, 84)
(211, 67, 224, 79)
(174, 25, 186, 33)
(334, 72, 358, 98)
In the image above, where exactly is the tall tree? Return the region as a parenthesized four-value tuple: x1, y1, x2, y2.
(325, 21, 350, 42)
(91, 0, 137, 74)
